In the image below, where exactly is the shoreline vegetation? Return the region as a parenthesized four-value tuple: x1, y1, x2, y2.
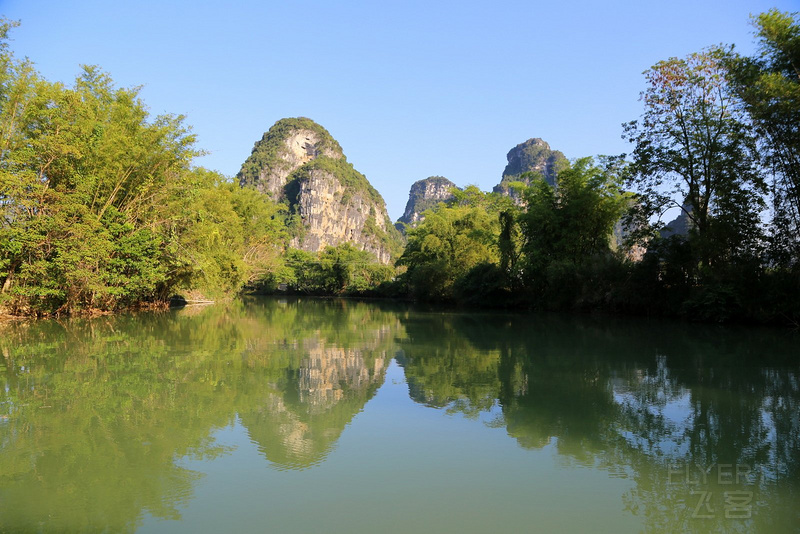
(1, 10, 799, 326)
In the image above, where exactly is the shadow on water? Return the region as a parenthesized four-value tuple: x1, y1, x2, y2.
(0, 297, 798, 531)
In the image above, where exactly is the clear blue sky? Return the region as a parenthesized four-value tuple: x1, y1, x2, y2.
(1, 0, 797, 219)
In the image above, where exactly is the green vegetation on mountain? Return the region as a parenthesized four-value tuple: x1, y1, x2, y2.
(395, 175, 459, 233)
(286, 156, 385, 209)
(495, 138, 569, 191)
(361, 211, 404, 258)
(408, 176, 453, 203)
(237, 117, 342, 189)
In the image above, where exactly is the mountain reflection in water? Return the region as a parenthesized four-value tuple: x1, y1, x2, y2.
(0, 297, 797, 532)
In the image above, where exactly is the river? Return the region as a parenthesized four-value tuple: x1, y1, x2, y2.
(0, 297, 798, 532)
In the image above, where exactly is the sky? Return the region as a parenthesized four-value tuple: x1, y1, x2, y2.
(1, 0, 798, 220)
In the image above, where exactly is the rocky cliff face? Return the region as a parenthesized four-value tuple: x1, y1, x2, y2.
(493, 138, 568, 198)
(237, 118, 401, 263)
(660, 200, 694, 239)
(395, 176, 458, 231)
(286, 160, 399, 263)
(237, 117, 343, 197)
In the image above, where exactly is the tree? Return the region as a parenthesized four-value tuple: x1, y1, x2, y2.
(0, 20, 288, 313)
(152, 168, 276, 299)
(728, 9, 800, 265)
(520, 158, 628, 268)
(397, 186, 504, 300)
(517, 157, 629, 308)
(624, 46, 766, 267)
(276, 243, 394, 295)
(0, 59, 200, 313)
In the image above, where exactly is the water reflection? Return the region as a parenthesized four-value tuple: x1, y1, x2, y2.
(235, 298, 397, 469)
(240, 335, 391, 470)
(0, 298, 400, 531)
(396, 313, 501, 416)
(397, 311, 800, 531)
(0, 299, 798, 532)
(0, 312, 233, 531)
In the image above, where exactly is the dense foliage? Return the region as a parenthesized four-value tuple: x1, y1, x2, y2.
(623, 46, 766, 266)
(398, 159, 629, 309)
(259, 243, 395, 296)
(618, 11, 800, 323)
(0, 20, 288, 314)
(728, 9, 800, 265)
(398, 186, 510, 301)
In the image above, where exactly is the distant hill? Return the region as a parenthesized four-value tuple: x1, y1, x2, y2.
(493, 138, 568, 200)
(395, 176, 459, 232)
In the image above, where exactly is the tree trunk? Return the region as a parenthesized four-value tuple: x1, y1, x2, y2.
(1, 261, 20, 293)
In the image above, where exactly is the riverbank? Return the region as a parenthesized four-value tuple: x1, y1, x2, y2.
(1, 291, 798, 328)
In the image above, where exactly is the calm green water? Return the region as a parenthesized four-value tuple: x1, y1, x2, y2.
(1, 297, 798, 533)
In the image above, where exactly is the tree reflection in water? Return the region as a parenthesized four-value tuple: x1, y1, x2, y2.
(397, 311, 800, 532)
(0, 298, 797, 532)
(0, 298, 399, 530)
